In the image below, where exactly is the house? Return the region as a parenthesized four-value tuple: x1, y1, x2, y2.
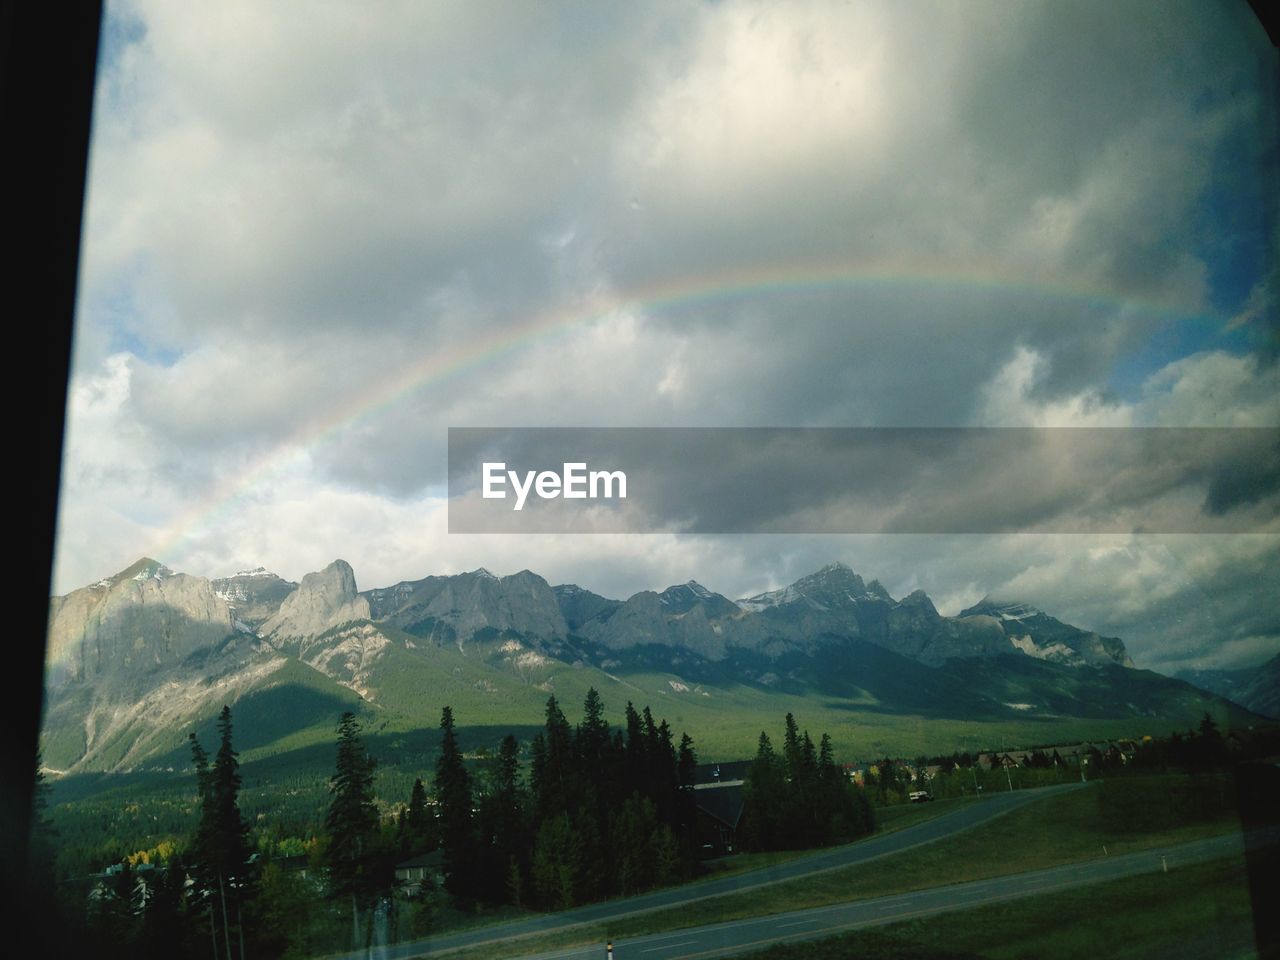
(395, 850, 443, 896)
(842, 763, 867, 785)
(691, 760, 752, 786)
(693, 783, 745, 857)
(691, 760, 750, 856)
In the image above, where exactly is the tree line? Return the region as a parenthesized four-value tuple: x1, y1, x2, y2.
(740, 713, 875, 850)
(29, 691, 884, 957)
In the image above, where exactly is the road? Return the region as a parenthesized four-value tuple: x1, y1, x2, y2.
(349, 783, 1086, 960)
(472, 827, 1279, 960)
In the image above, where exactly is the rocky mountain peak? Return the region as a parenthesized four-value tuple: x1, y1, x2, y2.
(811, 560, 857, 580)
(101, 557, 174, 587)
(657, 580, 740, 618)
(957, 596, 1130, 667)
(47, 558, 233, 688)
(898, 589, 939, 614)
(737, 562, 869, 612)
(260, 559, 370, 642)
(212, 567, 297, 628)
(866, 579, 893, 601)
(959, 597, 1040, 621)
(230, 566, 275, 578)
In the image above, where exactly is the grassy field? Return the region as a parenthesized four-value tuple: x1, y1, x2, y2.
(735, 851, 1272, 960)
(873, 795, 979, 833)
(606, 775, 1249, 938)
(428, 775, 1259, 960)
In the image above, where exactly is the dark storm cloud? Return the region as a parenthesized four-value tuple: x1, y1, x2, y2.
(449, 427, 1280, 534)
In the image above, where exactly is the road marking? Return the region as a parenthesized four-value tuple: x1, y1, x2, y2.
(641, 940, 699, 953)
(775, 919, 819, 928)
(641, 932, 709, 943)
(878, 898, 914, 911)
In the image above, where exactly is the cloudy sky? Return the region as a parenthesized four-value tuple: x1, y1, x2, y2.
(54, 0, 1278, 674)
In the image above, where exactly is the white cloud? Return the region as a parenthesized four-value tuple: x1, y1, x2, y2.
(51, 1, 1279, 672)
(979, 346, 1280, 428)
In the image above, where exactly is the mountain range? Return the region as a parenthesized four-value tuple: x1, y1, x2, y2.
(42, 558, 1274, 774)
(1175, 655, 1280, 719)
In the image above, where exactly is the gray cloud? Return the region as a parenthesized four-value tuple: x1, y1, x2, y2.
(53, 1, 1279, 672)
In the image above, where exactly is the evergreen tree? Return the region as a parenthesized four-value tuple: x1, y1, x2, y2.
(782, 713, 802, 782)
(743, 732, 786, 850)
(676, 733, 698, 855)
(641, 706, 660, 766)
(190, 706, 253, 960)
(28, 750, 59, 902)
(817, 734, 837, 782)
(609, 794, 659, 895)
(488, 735, 525, 883)
(1196, 712, 1226, 769)
(677, 733, 698, 789)
(213, 707, 253, 958)
(534, 696, 575, 822)
(574, 689, 614, 846)
(531, 813, 581, 910)
(405, 777, 433, 852)
(576, 688, 611, 768)
(138, 854, 189, 957)
(436, 706, 478, 902)
(25, 751, 77, 957)
(324, 711, 378, 947)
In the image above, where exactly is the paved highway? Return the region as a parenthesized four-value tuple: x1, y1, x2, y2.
(477, 827, 1278, 960)
(350, 783, 1086, 960)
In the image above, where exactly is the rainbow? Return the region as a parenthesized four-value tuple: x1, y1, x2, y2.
(143, 255, 1221, 562)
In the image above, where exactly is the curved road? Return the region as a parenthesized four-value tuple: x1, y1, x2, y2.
(502, 826, 1278, 960)
(353, 783, 1087, 960)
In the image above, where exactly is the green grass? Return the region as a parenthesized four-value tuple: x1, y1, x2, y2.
(47, 625, 1244, 779)
(873, 795, 979, 834)
(604, 775, 1247, 939)
(735, 851, 1271, 960)
(681, 800, 975, 889)
(428, 776, 1257, 960)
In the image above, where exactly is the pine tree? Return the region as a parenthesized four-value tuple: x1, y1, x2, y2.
(782, 713, 802, 782)
(324, 711, 378, 947)
(489, 735, 524, 870)
(531, 813, 582, 910)
(574, 689, 613, 843)
(609, 794, 659, 895)
(675, 733, 698, 856)
(189, 706, 253, 960)
(405, 778, 433, 852)
(576, 688, 611, 768)
(817, 734, 837, 782)
(534, 697, 574, 823)
(213, 707, 252, 958)
(743, 732, 786, 851)
(28, 750, 59, 900)
(623, 702, 646, 799)
(26, 751, 69, 956)
(436, 706, 477, 902)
